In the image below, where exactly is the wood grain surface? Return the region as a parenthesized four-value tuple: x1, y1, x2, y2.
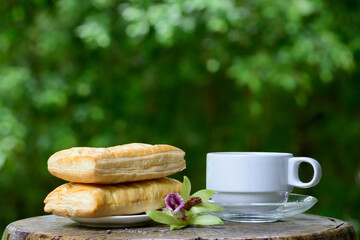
(2, 214, 357, 240)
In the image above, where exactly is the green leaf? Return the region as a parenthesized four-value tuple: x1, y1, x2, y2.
(164, 209, 172, 216)
(187, 202, 223, 217)
(170, 224, 187, 230)
(146, 210, 186, 226)
(188, 215, 223, 226)
(180, 176, 191, 201)
(190, 189, 215, 202)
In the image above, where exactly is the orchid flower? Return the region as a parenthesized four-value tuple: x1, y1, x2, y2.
(146, 176, 223, 230)
(165, 193, 185, 219)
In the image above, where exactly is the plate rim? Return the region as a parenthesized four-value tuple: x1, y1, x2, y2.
(69, 213, 151, 226)
(71, 213, 150, 221)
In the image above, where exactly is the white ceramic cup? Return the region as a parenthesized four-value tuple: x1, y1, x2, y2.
(206, 152, 322, 203)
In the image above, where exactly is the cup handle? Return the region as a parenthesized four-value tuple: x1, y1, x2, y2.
(288, 157, 322, 188)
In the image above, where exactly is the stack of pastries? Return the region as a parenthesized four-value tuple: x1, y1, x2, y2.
(44, 143, 186, 218)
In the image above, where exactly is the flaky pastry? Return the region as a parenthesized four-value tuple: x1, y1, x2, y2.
(44, 177, 182, 218)
(47, 143, 186, 184)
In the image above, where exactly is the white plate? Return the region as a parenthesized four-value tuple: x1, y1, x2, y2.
(209, 194, 317, 223)
(70, 213, 151, 228)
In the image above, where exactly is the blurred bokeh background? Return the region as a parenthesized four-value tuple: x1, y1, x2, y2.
(1, 0, 359, 236)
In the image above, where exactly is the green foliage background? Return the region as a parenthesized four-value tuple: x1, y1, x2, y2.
(1, 0, 359, 236)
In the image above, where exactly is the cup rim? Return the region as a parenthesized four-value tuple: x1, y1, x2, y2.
(207, 152, 292, 157)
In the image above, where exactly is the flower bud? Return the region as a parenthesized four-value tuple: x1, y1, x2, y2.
(184, 197, 203, 211)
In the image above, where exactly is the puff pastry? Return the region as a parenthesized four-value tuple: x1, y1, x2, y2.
(44, 177, 182, 218)
(47, 143, 186, 184)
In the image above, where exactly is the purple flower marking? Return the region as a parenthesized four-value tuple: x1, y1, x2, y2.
(165, 193, 185, 219)
(165, 193, 184, 212)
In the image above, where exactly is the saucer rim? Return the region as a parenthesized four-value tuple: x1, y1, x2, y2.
(208, 193, 318, 222)
(208, 193, 318, 206)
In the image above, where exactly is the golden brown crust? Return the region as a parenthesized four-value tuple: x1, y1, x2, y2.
(44, 177, 182, 218)
(47, 143, 186, 184)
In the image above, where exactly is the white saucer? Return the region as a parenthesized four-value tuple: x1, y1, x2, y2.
(209, 194, 317, 223)
(70, 213, 151, 228)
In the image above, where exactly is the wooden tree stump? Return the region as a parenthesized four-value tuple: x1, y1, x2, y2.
(2, 214, 357, 240)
